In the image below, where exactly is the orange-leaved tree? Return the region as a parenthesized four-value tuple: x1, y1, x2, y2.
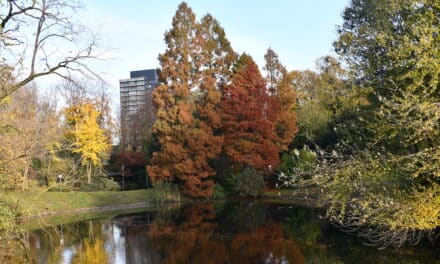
(147, 3, 235, 197)
(264, 48, 298, 152)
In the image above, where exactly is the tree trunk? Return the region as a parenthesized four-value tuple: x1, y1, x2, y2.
(46, 158, 51, 187)
(22, 166, 29, 191)
(87, 162, 92, 184)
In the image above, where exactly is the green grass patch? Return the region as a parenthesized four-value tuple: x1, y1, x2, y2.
(19, 206, 158, 231)
(1, 189, 156, 217)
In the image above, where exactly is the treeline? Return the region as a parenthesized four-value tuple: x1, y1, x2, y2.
(0, 0, 117, 260)
(145, 3, 298, 197)
(277, 0, 439, 248)
(0, 0, 114, 193)
(0, 81, 115, 192)
(145, 1, 439, 247)
(144, 2, 358, 199)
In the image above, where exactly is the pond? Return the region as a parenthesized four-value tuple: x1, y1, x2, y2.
(26, 201, 438, 264)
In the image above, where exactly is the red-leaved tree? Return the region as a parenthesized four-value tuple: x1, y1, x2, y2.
(221, 54, 280, 171)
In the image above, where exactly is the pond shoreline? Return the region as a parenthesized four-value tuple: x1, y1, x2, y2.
(18, 189, 323, 222)
(19, 201, 153, 221)
(2, 189, 157, 222)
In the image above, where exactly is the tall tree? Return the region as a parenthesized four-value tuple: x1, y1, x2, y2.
(335, 0, 440, 102)
(263, 48, 298, 151)
(148, 2, 229, 197)
(196, 14, 237, 130)
(221, 54, 280, 171)
(313, 0, 440, 245)
(335, 0, 440, 160)
(263, 48, 287, 96)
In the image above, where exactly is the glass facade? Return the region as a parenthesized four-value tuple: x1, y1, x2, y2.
(120, 69, 159, 149)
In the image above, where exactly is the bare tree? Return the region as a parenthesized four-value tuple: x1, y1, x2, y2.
(0, 0, 103, 101)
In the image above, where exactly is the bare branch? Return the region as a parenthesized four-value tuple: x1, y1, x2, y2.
(0, 0, 103, 101)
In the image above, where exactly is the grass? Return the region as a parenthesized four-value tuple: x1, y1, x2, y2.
(19, 206, 157, 231)
(1, 189, 156, 218)
(0, 187, 318, 219)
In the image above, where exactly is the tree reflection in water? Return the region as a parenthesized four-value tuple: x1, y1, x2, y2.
(148, 203, 304, 264)
(25, 202, 439, 263)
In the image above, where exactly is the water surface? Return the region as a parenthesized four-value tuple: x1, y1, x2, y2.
(27, 201, 438, 263)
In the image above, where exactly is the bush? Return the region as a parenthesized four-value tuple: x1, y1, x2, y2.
(231, 167, 265, 197)
(48, 176, 120, 192)
(277, 147, 317, 187)
(47, 184, 74, 192)
(0, 201, 16, 233)
(100, 177, 121, 191)
(150, 182, 181, 203)
(0, 200, 26, 263)
(212, 184, 226, 200)
(77, 177, 121, 192)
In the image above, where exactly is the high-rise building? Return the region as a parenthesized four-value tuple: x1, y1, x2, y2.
(120, 69, 159, 149)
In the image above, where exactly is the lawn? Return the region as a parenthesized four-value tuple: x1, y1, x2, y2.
(1, 189, 155, 217)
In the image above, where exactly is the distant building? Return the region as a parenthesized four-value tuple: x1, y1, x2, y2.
(120, 69, 159, 149)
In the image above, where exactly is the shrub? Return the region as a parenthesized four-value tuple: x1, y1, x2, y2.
(212, 184, 226, 200)
(151, 182, 181, 203)
(0, 200, 25, 263)
(277, 147, 317, 187)
(0, 201, 16, 233)
(77, 177, 121, 192)
(232, 167, 265, 197)
(100, 177, 121, 191)
(48, 176, 120, 192)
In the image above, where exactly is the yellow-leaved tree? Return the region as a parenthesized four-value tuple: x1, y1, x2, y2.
(65, 103, 110, 184)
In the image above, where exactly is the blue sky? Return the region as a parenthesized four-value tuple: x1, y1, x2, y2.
(75, 0, 349, 102)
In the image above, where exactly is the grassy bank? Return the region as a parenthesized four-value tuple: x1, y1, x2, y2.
(1, 189, 156, 218)
(1, 187, 318, 220)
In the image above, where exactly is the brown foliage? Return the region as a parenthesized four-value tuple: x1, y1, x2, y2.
(148, 3, 237, 197)
(148, 3, 223, 197)
(264, 48, 299, 152)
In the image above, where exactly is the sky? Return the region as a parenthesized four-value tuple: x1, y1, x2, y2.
(71, 0, 349, 105)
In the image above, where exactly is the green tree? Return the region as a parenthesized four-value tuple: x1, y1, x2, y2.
(335, 0, 440, 180)
(335, 0, 440, 101)
(289, 57, 349, 148)
(313, 0, 440, 247)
